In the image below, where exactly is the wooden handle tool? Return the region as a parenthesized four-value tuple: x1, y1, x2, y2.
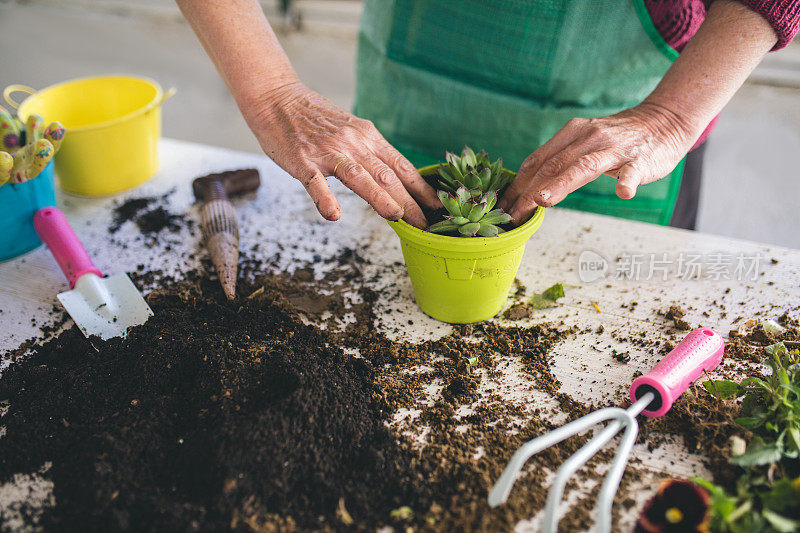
(192, 168, 261, 300)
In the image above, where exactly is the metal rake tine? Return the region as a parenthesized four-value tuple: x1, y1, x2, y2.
(488, 406, 628, 508)
(540, 408, 632, 533)
(489, 330, 726, 533)
(595, 414, 639, 533)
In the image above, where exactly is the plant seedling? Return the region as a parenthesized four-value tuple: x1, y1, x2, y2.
(426, 147, 515, 237)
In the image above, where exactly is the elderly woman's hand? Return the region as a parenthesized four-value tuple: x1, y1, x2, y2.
(247, 81, 440, 228)
(498, 102, 696, 225)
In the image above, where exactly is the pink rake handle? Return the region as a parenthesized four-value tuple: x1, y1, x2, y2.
(33, 207, 103, 289)
(630, 328, 724, 417)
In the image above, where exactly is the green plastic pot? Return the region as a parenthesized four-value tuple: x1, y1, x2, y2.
(388, 164, 545, 323)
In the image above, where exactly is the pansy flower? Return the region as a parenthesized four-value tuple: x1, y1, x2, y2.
(635, 479, 710, 533)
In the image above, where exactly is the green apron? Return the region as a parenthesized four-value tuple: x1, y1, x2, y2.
(354, 0, 685, 225)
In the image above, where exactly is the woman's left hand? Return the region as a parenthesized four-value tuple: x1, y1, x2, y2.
(498, 102, 697, 225)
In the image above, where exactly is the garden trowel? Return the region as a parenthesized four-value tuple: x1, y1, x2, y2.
(33, 207, 153, 340)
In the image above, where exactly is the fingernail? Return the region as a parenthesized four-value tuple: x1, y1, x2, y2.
(538, 190, 550, 201)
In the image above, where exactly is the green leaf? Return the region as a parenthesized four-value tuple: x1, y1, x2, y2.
(445, 199, 463, 218)
(528, 283, 566, 309)
(761, 478, 800, 512)
(740, 393, 767, 418)
(482, 213, 512, 226)
(491, 159, 503, 179)
(762, 509, 800, 532)
(390, 506, 414, 521)
(445, 151, 460, 168)
(765, 342, 786, 356)
(777, 365, 791, 386)
(691, 477, 739, 522)
(690, 477, 718, 494)
(703, 379, 741, 399)
(786, 426, 800, 454)
(498, 169, 514, 190)
(427, 220, 460, 234)
(467, 202, 488, 222)
(485, 163, 501, 191)
(483, 190, 497, 211)
(730, 437, 782, 466)
(726, 500, 754, 524)
(541, 283, 565, 301)
(458, 222, 480, 236)
(446, 163, 464, 181)
(449, 216, 469, 225)
(735, 416, 765, 430)
(478, 167, 492, 190)
(477, 223, 499, 237)
(436, 165, 458, 186)
(456, 186, 471, 204)
(740, 376, 770, 390)
(461, 146, 477, 168)
(464, 171, 482, 190)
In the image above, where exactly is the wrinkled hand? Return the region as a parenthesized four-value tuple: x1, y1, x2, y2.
(248, 82, 439, 228)
(498, 103, 696, 225)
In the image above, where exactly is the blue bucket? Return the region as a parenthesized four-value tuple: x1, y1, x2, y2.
(0, 161, 56, 261)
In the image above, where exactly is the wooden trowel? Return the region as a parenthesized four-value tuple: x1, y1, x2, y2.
(33, 207, 153, 340)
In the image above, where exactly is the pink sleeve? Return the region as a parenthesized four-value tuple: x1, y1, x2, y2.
(739, 0, 800, 50)
(646, 0, 800, 52)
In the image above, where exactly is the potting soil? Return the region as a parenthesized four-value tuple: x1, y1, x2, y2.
(1, 253, 791, 531)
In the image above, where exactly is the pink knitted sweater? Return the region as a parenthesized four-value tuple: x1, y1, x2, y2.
(645, 0, 800, 146)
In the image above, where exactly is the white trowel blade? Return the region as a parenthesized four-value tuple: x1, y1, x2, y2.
(57, 273, 153, 340)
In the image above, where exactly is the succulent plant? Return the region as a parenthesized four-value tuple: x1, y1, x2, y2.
(435, 146, 512, 198)
(428, 186, 512, 237)
(426, 147, 515, 237)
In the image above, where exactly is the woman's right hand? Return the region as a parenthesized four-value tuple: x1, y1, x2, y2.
(245, 81, 440, 228)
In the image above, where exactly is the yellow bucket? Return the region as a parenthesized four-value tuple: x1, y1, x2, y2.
(4, 76, 175, 196)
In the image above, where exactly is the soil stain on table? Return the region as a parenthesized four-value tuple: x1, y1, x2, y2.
(2, 254, 788, 531)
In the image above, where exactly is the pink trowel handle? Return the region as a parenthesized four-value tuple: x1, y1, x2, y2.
(630, 328, 724, 418)
(33, 207, 103, 289)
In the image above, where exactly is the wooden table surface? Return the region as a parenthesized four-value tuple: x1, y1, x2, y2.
(2, 139, 799, 531)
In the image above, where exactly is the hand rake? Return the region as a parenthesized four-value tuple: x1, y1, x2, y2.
(488, 327, 724, 533)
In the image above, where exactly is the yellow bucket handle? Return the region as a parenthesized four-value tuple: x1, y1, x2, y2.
(4, 84, 175, 111)
(3, 85, 36, 110)
(159, 87, 177, 106)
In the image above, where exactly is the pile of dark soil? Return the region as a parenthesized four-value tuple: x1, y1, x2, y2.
(0, 263, 593, 531)
(0, 277, 422, 531)
(109, 192, 190, 235)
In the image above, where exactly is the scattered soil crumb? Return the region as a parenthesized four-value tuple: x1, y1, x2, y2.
(663, 305, 690, 330)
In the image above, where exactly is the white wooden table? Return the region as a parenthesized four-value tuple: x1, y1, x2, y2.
(2, 139, 799, 531)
